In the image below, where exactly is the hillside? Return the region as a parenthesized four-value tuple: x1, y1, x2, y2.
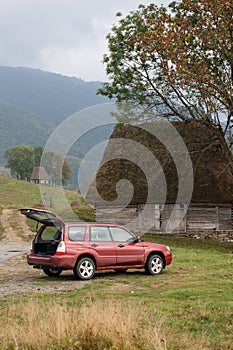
(0, 66, 109, 165)
(0, 104, 52, 157)
(0, 175, 94, 222)
(0, 66, 107, 122)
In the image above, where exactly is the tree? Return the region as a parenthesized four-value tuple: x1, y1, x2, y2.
(5, 145, 34, 180)
(62, 159, 72, 186)
(4, 145, 71, 185)
(98, 0, 233, 135)
(41, 151, 71, 186)
(34, 146, 43, 166)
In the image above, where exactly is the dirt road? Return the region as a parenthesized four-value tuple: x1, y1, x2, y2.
(0, 208, 31, 261)
(0, 208, 90, 299)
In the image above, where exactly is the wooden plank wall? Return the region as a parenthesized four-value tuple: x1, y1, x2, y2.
(95, 204, 233, 233)
(187, 206, 232, 230)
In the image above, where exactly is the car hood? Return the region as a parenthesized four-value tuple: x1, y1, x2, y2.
(141, 241, 169, 251)
(20, 208, 64, 227)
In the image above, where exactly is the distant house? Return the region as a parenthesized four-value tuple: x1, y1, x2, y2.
(87, 121, 233, 234)
(30, 166, 50, 184)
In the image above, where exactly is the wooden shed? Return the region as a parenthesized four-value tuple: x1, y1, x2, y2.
(87, 121, 233, 234)
(30, 166, 50, 185)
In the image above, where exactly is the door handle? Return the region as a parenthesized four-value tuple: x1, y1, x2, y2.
(118, 244, 124, 248)
(91, 243, 98, 247)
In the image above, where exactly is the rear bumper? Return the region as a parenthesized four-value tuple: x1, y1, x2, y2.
(27, 253, 75, 269)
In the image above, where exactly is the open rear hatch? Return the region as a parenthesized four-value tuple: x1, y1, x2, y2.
(20, 208, 64, 256)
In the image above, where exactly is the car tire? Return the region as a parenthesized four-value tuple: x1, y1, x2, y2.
(145, 254, 164, 275)
(43, 267, 62, 277)
(74, 257, 95, 280)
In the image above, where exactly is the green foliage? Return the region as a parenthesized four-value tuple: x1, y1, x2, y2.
(99, 0, 233, 134)
(72, 204, 95, 222)
(41, 151, 71, 186)
(4, 144, 72, 186)
(34, 146, 43, 166)
(5, 145, 34, 180)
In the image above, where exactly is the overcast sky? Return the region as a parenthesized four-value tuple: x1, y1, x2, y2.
(0, 0, 169, 82)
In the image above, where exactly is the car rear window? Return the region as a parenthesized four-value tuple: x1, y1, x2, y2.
(40, 226, 62, 241)
(68, 226, 86, 241)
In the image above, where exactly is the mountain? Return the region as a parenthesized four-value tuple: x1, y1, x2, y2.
(0, 66, 115, 189)
(0, 104, 52, 156)
(0, 66, 108, 123)
(0, 66, 111, 165)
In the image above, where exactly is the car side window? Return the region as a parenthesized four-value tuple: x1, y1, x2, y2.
(109, 227, 135, 242)
(90, 226, 112, 242)
(68, 226, 86, 241)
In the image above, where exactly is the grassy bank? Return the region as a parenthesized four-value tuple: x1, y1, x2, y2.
(0, 175, 77, 208)
(0, 175, 94, 224)
(0, 236, 232, 349)
(0, 206, 3, 238)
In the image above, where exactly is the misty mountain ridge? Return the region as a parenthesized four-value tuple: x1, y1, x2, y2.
(0, 66, 115, 188)
(0, 66, 108, 123)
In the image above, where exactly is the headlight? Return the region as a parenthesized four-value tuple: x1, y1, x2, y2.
(166, 245, 171, 251)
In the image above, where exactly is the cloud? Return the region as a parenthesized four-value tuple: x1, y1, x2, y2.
(0, 0, 168, 81)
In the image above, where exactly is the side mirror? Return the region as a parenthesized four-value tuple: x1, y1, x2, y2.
(137, 236, 141, 242)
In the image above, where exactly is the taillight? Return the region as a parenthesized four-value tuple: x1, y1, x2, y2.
(30, 241, 33, 254)
(56, 241, 66, 255)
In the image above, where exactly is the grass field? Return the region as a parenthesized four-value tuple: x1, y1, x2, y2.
(0, 175, 232, 349)
(0, 175, 94, 222)
(0, 175, 78, 208)
(0, 235, 232, 350)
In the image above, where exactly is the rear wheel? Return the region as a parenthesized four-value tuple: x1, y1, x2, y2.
(74, 257, 95, 280)
(43, 267, 62, 277)
(145, 254, 164, 275)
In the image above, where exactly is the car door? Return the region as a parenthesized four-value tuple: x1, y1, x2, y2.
(109, 226, 145, 266)
(89, 226, 117, 267)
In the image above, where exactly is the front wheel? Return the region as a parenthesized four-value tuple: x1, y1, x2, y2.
(74, 257, 95, 280)
(43, 267, 62, 277)
(145, 254, 164, 275)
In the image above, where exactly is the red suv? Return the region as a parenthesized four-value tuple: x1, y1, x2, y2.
(21, 208, 172, 280)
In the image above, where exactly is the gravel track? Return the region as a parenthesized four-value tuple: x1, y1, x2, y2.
(0, 208, 90, 299)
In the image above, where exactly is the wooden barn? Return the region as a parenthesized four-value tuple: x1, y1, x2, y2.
(30, 166, 50, 185)
(87, 121, 233, 236)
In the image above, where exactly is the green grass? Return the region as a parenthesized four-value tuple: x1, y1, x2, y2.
(60, 238, 232, 349)
(1, 236, 232, 349)
(0, 175, 233, 348)
(0, 175, 93, 218)
(0, 206, 3, 238)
